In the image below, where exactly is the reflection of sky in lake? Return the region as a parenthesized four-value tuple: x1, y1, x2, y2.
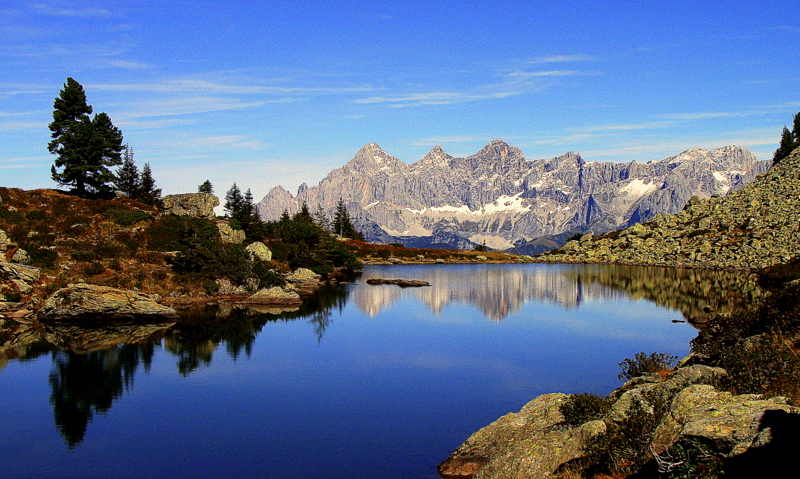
(0, 263, 755, 479)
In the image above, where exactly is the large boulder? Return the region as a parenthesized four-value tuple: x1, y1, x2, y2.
(247, 287, 302, 305)
(652, 384, 798, 456)
(285, 267, 322, 295)
(217, 222, 245, 244)
(162, 193, 219, 218)
(245, 242, 272, 262)
(0, 262, 40, 301)
(39, 283, 178, 321)
(438, 393, 605, 479)
(0, 228, 10, 251)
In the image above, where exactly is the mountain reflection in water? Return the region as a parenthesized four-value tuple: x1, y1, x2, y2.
(0, 264, 760, 473)
(357, 263, 763, 321)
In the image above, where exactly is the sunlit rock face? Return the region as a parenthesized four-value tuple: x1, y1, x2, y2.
(256, 141, 769, 249)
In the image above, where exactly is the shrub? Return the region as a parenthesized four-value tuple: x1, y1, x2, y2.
(94, 242, 122, 259)
(618, 352, 678, 382)
(583, 388, 671, 476)
(559, 393, 611, 428)
(24, 245, 58, 268)
(104, 209, 151, 226)
(147, 216, 219, 252)
(85, 261, 106, 276)
(71, 251, 94, 262)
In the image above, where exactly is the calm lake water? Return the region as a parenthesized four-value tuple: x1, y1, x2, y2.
(0, 264, 761, 479)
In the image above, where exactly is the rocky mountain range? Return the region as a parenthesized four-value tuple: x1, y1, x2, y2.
(256, 140, 770, 250)
(540, 146, 800, 270)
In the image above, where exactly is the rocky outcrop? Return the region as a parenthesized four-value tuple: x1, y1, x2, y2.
(245, 287, 303, 306)
(438, 365, 796, 478)
(284, 267, 322, 295)
(0, 261, 40, 304)
(216, 221, 245, 244)
(257, 141, 769, 249)
(162, 193, 219, 218)
(541, 147, 800, 269)
(245, 242, 272, 262)
(38, 283, 178, 321)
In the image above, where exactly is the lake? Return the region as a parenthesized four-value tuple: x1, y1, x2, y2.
(0, 263, 761, 478)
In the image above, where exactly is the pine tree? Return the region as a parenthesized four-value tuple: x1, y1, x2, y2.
(138, 163, 162, 206)
(48, 78, 123, 197)
(313, 204, 330, 231)
(332, 198, 364, 241)
(793, 112, 800, 143)
(224, 183, 244, 218)
(114, 145, 140, 198)
(198, 180, 213, 194)
(773, 126, 797, 165)
(294, 202, 313, 222)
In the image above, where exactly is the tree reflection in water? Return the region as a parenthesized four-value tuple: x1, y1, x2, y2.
(48, 343, 155, 448)
(45, 281, 352, 447)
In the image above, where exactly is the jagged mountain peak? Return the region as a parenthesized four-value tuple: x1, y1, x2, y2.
(257, 141, 770, 250)
(345, 142, 405, 171)
(419, 144, 453, 166)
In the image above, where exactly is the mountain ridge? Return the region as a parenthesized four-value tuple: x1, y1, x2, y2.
(257, 140, 771, 250)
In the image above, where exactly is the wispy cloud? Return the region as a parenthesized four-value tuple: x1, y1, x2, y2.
(106, 60, 152, 70)
(773, 25, 800, 34)
(31, 3, 111, 18)
(121, 97, 265, 118)
(91, 78, 379, 95)
(506, 70, 594, 78)
(355, 91, 517, 107)
(578, 121, 674, 133)
(412, 135, 487, 146)
(0, 121, 41, 132)
(527, 54, 595, 64)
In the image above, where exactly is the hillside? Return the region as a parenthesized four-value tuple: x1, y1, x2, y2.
(257, 141, 769, 250)
(540, 147, 800, 269)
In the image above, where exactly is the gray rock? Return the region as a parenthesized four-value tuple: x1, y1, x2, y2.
(246, 287, 302, 306)
(245, 242, 272, 262)
(10, 248, 30, 265)
(0, 229, 9, 251)
(652, 384, 797, 456)
(217, 222, 245, 244)
(39, 283, 177, 321)
(162, 193, 219, 218)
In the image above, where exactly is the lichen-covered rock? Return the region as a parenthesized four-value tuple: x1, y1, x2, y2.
(39, 283, 177, 321)
(8, 247, 30, 265)
(161, 193, 219, 218)
(439, 365, 728, 479)
(286, 267, 320, 283)
(245, 242, 272, 262)
(438, 392, 608, 479)
(652, 384, 797, 456)
(215, 278, 248, 295)
(247, 287, 302, 305)
(0, 228, 9, 251)
(217, 222, 245, 244)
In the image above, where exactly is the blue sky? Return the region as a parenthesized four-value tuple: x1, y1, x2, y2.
(1, 0, 798, 201)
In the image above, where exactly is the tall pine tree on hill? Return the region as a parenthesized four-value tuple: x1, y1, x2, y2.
(114, 145, 140, 198)
(773, 111, 800, 165)
(48, 78, 123, 197)
(138, 163, 162, 206)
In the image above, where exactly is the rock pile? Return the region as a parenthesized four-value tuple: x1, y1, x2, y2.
(438, 365, 797, 478)
(540, 148, 800, 269)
